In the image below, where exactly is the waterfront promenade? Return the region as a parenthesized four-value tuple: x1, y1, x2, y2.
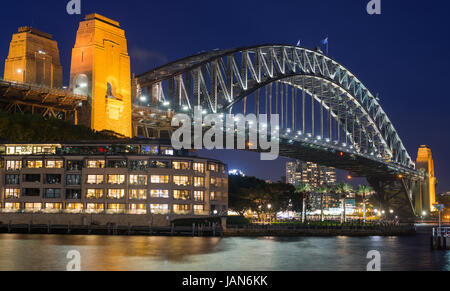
(0, 220, 416, 237)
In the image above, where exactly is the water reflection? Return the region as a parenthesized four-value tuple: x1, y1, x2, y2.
(0, 227, 448, 271)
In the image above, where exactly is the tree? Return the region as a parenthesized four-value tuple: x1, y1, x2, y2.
(356, 185, 374, 223)
(228, 175, 294, 220)
(317, 185, 329, 222)
(295, 183, 312, 223)
(334, 182, 353, 224)
(0, 112, 122, 142)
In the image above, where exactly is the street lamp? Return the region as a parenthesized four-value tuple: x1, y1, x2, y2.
(434, 204, 445, 230)
(267, 204, 272, 223)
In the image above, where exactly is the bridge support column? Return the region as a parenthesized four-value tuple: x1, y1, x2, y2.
(367, 177, 416, 218)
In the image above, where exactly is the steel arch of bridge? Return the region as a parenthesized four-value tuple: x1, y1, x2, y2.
(136, 44, 414, 170)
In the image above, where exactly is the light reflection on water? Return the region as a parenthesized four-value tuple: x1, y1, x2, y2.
(0, 226, 447, 271)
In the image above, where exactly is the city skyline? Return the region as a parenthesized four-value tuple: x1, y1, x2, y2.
(0, 1, 448, 193)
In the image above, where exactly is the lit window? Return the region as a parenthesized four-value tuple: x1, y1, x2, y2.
(87, 175, 104, 185)
(25, 203, 42, 212)
(108, 189, 125, 199)
(5, 188, 20, 199)
(107, 204, 126, 213)
(161, 147, 174, 156)
(141, 145, 159, 155)
(208, 163, 218, 172)
(173, 204, 191, 214)
(173, 176, 190, 186)
(194, 177, 204, 187)
(129, 189, 147, 200)
(174, 190, 191, 200)
(194, 205, 205, 214)
(45, 160, 63, 169)
(66, 203, 83, 212)
(150, 175, 169, 184)
(6, 147, 16, 155)
(26, 160, 43, 169)
(86, 189, 104, 199)
(173, 161, 190, 170)
(150, 204, 169, 214)
(107, 175, 125, 185)
(129, 204, 146, 214)
(194, 191, 204, 201)
(150, 189, 170, 198)
(150, 161, 170, 168)
(193, 162, 205, 173)
(87, 160, 105, 169)
(4, 203, 20, 211)
(86, 203, 104, 213)
(6, 160, 22, 171)
(211, 177, 223, 187)
(210, 191, 217, 201)
(45, 203, 63, 211)
(129, 175, 147, 185)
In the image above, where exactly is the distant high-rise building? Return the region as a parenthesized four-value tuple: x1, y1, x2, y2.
(3, 27, 62, 88)
(286, 160, 336, 188)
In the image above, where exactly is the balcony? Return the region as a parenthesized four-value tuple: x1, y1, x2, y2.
(173, 210, 192, 215)
(151, 209, 170, 215)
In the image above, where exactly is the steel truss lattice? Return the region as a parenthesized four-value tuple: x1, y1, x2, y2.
(136, 45, 414, 170)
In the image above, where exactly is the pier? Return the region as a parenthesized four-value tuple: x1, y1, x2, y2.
(431, 227, 450, 250)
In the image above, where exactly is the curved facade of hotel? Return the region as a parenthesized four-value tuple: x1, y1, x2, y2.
(0, 141, 228, 227)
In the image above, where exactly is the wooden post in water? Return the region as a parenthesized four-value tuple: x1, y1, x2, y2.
(8, 220, 11, 233)
(47, 221, 51, 234)
(28, 221, 32, 233)
(171, 223, 174, 236)
(192, 223, 195, 237)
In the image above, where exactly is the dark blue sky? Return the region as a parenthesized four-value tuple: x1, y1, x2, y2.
(0, 0, 449, 192)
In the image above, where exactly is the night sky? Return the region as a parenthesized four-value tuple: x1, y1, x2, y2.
(0, 0, 449, 192)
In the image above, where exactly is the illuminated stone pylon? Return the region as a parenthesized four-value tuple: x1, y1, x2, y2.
(416, 145, 437, 214)
(3, 27, 62, 88)
(69, 13, 132, 137)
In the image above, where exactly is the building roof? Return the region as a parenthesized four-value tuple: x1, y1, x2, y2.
(17, 26, 53, 40)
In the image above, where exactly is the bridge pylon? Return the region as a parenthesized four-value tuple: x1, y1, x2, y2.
(69, 13, 132, 137)
(415, 145, 437, 215)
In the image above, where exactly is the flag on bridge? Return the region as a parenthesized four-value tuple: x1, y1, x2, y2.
(321, 37, 329, 54)
(296, 40, 301, 47)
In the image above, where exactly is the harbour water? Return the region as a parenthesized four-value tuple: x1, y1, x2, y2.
(0, 225, 448, 271)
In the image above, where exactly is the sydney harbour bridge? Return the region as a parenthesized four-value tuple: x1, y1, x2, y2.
(133, 44, 430, 217)
(0, 15, 436, 217)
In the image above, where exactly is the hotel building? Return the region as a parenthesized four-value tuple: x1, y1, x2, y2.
(0, 141, 228, 227)
(286, 160, 336, 188)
